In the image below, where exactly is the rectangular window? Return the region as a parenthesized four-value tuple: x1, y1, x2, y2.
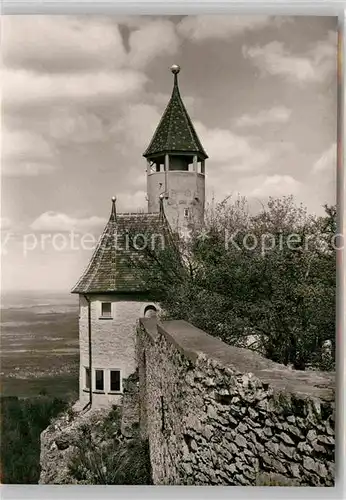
(85, 367, 90, 390)
(101, 302, 112, 318)
(95, 369, 104, 391)
(110, 370, 121, 392)
(184, 208, 189, 218)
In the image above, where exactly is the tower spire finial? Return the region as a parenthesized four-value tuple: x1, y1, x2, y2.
(111, 196, 117, 220)
(171, 64, 180, 87)
(143, 62, 207, 160)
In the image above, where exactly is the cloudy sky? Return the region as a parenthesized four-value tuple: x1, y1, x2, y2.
(1, 15, 338, 291)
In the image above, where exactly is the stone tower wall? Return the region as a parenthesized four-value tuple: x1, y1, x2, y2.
(147, 171, 205, 230)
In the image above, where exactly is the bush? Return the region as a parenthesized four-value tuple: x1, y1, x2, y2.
(0, 395, 68, 483)
(130, 196, 336, 371)
(68, 407, 152, 485)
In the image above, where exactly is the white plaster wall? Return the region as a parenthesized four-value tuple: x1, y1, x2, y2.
(78, 294, 158, 409)
(147, 171, 205, 230)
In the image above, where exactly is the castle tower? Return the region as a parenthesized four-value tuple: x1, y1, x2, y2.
(144, 65, 208, 232)
(72, 64, 206, 411)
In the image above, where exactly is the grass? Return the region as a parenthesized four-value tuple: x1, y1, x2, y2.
(68, 406, 152, 485)
(1, 371, 78, 399)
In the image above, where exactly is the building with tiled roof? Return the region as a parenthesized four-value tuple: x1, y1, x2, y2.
(72, 200, 171, 295)
(73, 65, 207, 410)
(145, 64, 207, 231)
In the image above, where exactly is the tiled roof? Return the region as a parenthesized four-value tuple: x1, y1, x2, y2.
(71, 205, 172, 294)
(143, 73, 208, 160)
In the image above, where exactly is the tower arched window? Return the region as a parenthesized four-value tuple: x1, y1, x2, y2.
(144, 305, 157, 318)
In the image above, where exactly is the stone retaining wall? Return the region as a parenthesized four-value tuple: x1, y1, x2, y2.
(137, 318, 335, 486)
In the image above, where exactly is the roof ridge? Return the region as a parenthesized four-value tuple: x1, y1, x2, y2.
(71, 206, 172, 294)
(88, 219, 114, 292)
(166, 80, 178, 152)
(143, 91, 173, 157)
(71, 215, 113, 293)
(175, 88, 198, 151)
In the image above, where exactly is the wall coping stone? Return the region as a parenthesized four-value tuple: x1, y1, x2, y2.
(140, 318, 335, 402)
(139, 317, 159, 342)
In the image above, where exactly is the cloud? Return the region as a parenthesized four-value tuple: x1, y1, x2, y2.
(177, 15, 274, 41)
(111, 103, 289, 176)
(242, 30, 337, 84)
(0, 217, 12, 231)
(30, 212, 106, 232)
(30, 198, 147, 234)
(109, 105, 294, 205)
(195, 122, 254, 163)
(116, 191, 147, 212)
(3, 16, 180, 74)
(1, 16, 182, 180)
(2, 17, 182, 113)
(309, 144, 336, 210)
(2, 16, 127, 73)
(2, 162, 56, 177)
(48, 107, 108, 144)
(127, 20, 180, 68)
(236, 106, 291, 127)
(3, 68, 148, 109)
(2, 129, 52, 159)
(1, 129, 57, 176)
(312, 143, 336, 173)
(194, 121, 273, 171)
(206, 170, 301, 204)
(111, 103, 162, 152)
(249, 174, 301, 197)
(233, 174, 301, 199)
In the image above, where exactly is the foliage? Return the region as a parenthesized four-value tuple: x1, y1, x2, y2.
(0, 395, 68, 483)
(130, 196, 336, 371)
(68, 407, 152, 485)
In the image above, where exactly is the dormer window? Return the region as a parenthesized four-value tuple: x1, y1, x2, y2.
(100, 302, 112, 319)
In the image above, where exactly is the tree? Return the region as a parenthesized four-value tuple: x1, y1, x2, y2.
(130, 196, 336, 371)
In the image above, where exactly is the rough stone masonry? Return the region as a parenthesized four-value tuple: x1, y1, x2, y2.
(137, 318, 335, 486)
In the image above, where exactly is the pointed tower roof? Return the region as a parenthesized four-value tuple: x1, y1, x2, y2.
(71, 198, 172, 294)
(143, 65, 208, 160)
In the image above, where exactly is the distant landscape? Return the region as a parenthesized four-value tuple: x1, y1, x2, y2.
(1, 290, 79, 399)
(1, 290, 79, 483)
